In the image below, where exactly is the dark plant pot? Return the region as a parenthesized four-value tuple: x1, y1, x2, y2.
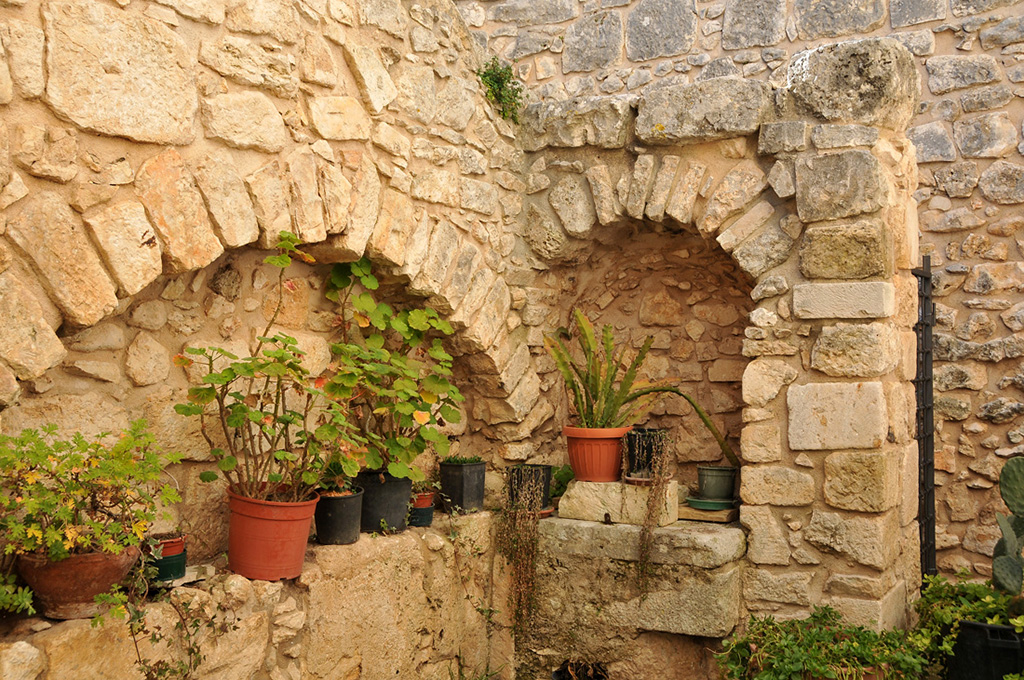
(151, 549, 187, 582)
(358, 471, 412, 533)
(552, 661, 609, 679)
(17, 547, 141, 620)
(409, 505, 434, 527)
(697, 465, 738, 501)
(439, 461, 486, 513)
(625, 428, 667, 484)
(315, 487, 364, 545)
(948, 620, 1024, 680)
(227, 490, 318, 581)
(508, 464, 552, 511)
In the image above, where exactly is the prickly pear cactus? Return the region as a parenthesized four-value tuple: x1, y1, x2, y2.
(1002, 457, 1024, 516)
(994, 458, 1024, 594)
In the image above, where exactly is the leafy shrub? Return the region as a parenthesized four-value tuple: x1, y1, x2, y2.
(476, 57, 524, 123)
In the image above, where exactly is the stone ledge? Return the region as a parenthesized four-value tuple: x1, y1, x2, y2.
(539, 517, 746, 568)
(558, 480, 679, 526)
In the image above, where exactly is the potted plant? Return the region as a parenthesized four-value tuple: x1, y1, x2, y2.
(148, 530, 188, 582)
(507, 464, 552, 514)
(315, 454, 363, 546)
(0, 420, 181, 619)
(549, 465, 574, 509)
(438, 455, 486, 513)
(409, 480, 438, 528)
(325, 257, 464, 534)
(175, 233, 361, 580)
(623, 427, 667, 485)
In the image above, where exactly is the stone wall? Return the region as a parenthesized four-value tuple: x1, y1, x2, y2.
(465, 0, 1024, 584)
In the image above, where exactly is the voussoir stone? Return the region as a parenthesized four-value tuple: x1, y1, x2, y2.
(563, 11, 623, 73)
(625, 0, 696, 62)
(795, 150, 887, 223)
(636, 79, 769, 145)
(43, 0, 198, 145)
(548, 175, 596, 237)
(810, 323, 899, 378)
(799, 219, 889, 280)
(82, 201, 163, 297)
(788, 38, 919, 131)
(722, 0, 785, 50)
(698, 161, 767, 235)
(0, 271, 66, 380)
(794, 0, 884, 39)
(201, 92, 287, 153)
(6, 192, 118, 327)
(787, 381, 887, 450)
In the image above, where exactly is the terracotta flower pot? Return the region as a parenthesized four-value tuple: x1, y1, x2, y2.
(17, 547, 141, 620)
(156, 535, 186, 558)
(227, 490, 318, 581)
(412, 491, 436, 508)
(564, 426, 630, 482)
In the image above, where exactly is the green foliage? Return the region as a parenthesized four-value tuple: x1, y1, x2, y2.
(0, 420, 180, 613)
(325, 257, 464, 482)
(175, 233, 361, 503)
(476, 56, 524, 123)
(717, 606, 926, 680)
(550, 464, 574, 499)
(994, 456, 1024, 594)
(440, 455, 484, 465)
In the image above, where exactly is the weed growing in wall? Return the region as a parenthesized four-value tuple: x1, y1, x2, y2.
(476, 57, 524, 124)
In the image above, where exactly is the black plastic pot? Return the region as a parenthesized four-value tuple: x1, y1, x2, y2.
(315, 487, 364, 545)
(408, 506, 434, 527)
(150, 550, 187, 582)
(507, 464, 552, 511)
(439, 461, 486, 513)
(948, 620, 1024, 680)
(624, 427, 667, 481)
(357, 471, 412, 533)
(552, 661, 608, 679)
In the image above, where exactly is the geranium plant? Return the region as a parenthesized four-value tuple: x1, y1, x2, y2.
(175, 233, 362, 503)
(325, 257, 464, 481)
(0, 420, 180, 613)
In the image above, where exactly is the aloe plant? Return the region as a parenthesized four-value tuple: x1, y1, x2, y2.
(994, 456, 1024, 594)
(545, 309, 739, 467)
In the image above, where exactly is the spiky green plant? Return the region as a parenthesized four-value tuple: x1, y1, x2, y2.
(994, 456, 1024, 594)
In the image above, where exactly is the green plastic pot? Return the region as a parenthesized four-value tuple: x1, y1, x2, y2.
(696, 465, 737, 501)
(151, 549, 187, 582)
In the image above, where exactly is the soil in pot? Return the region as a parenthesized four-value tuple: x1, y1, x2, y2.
(17, 547, 141, 619)
(358, 471, 412, 533)
(227, 490, 318, 581)
(508, 464, 552, 511)
(315, 487, 364, 545)
(696, 465, 738, 501)
(564, 426, 629, 482)
(439, 461, 486, 513)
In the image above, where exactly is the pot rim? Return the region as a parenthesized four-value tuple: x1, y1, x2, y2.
(227, 488, 319, 507)
(563, 425, 632, 438)
(17, 545, 141, 567)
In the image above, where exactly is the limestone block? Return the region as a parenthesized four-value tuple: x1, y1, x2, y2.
(310, 156, 380, 263)
(963, 262, 1024, 294)
(960, 85, 1014, 114)
(742, 358, 797, 408)
(788, 38, 919, 131)
(810, 322, 899, 378)
(979, 161, 1024, 204)
(198, 35, 298, 98)
(804, 509, 899, 569)
(744, 568, 812, 605)
(824, 450, 900, 512)
(634, 564, 741, 637)
(740, 421, 782, 463)
(794, 0, 884, 39)
(82, 201, 163, 296)
(136, 148, 224, 273)
(201, 92, 287, 153)
(411, 220, 460, 297)
(317, 160, 352, 236)
(460, 177, 498, 215)
(429, 239, 482, 316)
(0, 640, 43, 680)
(367, 189, 415, 268)
(358, 0, 406, 37)
(980, 15, 1024, 49)
(741, 466, 815, 506)
(488, 0, 576, 24)
(435, 79, 475, 131)
(767, 161, 795, 199)
(0, 47, 11, 107)
(645, 155, 681, 222)
(953, 112, 1018, 159)
(29, 619, 140, 678)
(827, 580, 907, 631)
(585, 164, 618, 225)
(7, 192, 118, 327)
(460, 278, 511, 353)
(11, 124, 78, 183)
(558, 481, 679, 526)
(722, 0, 785, 50)
(153, 0, 225, 24)
(0, 272, 65, 380)
(664, 161, 706, 225)
(191, 151, 260, 248)
(310, 96, 371, 141)
(390, 63, 436, 124)
(563, 11, 623, 73)
(795, 150, 887, 223)
(891, 0, 945, 27)
(522, 203, 572, 262)
(245, 160, 293, 249)
(449, 267, 497, 330)
(626, 154, 656, 220)
(412, 169, 460, 208)
(343, 44, 397, 114)
(758, 122, 808, 155)
(636, 79, 769, 145)
(373, 122, 411, 160)
(788, 381, 887, 450)
(811, 124, 879, 149)
(625, 0, 696, 62)
(480, 371, 542, 424)
(732, 221, 793, 278)
(934, 362, 987, 391)
(717, 200, 774, 252)
(548, 175, 596, 237)
(739, 505, 790, 565)
(5, 20, 44, 99)
(907, 121, 956, 163)
(697, 160, 766, 236)
(125, 332, 171, 387)
(43, 0, 198, 145)
(792, 282, 895, 320)
(926, 55, 1001, 95)
(225, 0, 300, 43)
(800, 219, 889, 280)
(519, 96, 634, 152)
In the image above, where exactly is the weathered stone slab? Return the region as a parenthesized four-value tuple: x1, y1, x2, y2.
(125, 331, 171, 387)
(758, 122, 808, 155)
(794, 0, 884, 39)
(961, 85, 1014, 113)
(633, 566, 741, 637)
(136, 149, 224, 272)
(225, 0, 300, 43)
(0, 271, 66, 379)
(563, 11, 623, 73)
(926, 55, 1001, 95)
(742, 358, 797, 408)
(317, 159, 352, 235)
(191, 151, 259, 248)
(717, 200, 774, 253)
(824, 451, 900, 512)
(625, 0, 696, 62)
(907, 121, 956, 163)
(309, 96, 371, 141)
(732, 222, 794, 278)
(11, 124, 78, 183)
(963, 262, 1024, 294)
(980, 15, 1024, 49)
(198, 36, 298, 98)
(245, 160, 293, 249)
(744, 568, 813, 605)
(739, 505, 789, 565)
(665, 161, 706, 225)
(586, 164, 618, 225)
(789, 38, 919, 130)
(43, 0, 197, 145)
(979, 160, 1024, 204)
(722, 0, 785, 49)
(390, 63, 436, 124)
(6, 192, 118, 327)
(741, 466, 815, 506)
(559, 480, 679, 526)
(811, 323, 899, 378)
(358, 0, 406, 38)
(626, 154, 656, 220)
(519, 96, 634, 151)
(804, 509, 899, 570)
(460, 177, 498, 216)
(548, 175, 596, 237)
(5, 19, 44, 99)
(636, 79, 768, 145)
(285, 146, 327, 245)
(488, 0, 576, 25)
(793, 282, 895, 319)
(83, 201, 163, 296)
(891, 0, 945, 27)
(645, 155, 680, 222)
(411, 169, 460, 207)
(343, 44, 397, 114)
(892, 29, 936, 56)
(795, 150, 887, 223)
(461, 277, 511, 353)
(698, 161, 766, 235)
(952, 0, 1022, 17)
(787, 381, 887, 450)
(313, 155, 381, 262)
(920, 207, 985, 233)
(934, 362, 987, 391)
(953, 112, 1018, 158)
(799, 219, 889, 280)
(201, 92, 287, 153)
(153, 0, 225, 24)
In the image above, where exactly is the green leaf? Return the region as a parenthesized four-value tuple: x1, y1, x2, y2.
(199, 471, 219, 483)
(264, 253, 291, 269)
(408, 309, 430, 331)
(217, 456, 238, 472)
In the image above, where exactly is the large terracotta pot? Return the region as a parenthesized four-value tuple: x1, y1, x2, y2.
(227, 490, 318, 581)
(17, 546, 140, 619)
(564, 426, 630, 482)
